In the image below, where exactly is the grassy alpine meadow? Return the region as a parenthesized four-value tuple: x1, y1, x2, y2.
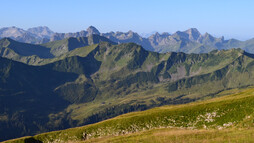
(84, 128, 254, 143)
(4, 86, 254, 143)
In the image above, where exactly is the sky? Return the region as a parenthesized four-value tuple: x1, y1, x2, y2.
(1, 0, 254, 40)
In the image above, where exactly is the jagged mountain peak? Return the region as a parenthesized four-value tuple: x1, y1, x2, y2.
(2, 26, 254, 54)
(149, 32, 161, 39)
(185, 28, 200, 34)
(127, 30, 134, 33)
(202, 32, 215, 42)
(161, 32, 170, 36)
(150, 32, 170, 38)
(154, 32, 160, 36)
(86, 26, 100, 35)
(184, 28, 201, 41)
(172, 31, 189, 39)
(127, 30, 140, 37)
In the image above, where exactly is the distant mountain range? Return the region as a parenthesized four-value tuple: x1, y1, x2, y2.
(0, 26, 54, 44)
(1, 26, 254, 54)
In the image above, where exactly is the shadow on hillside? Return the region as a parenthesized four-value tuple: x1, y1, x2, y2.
(24, 138, 42, 143)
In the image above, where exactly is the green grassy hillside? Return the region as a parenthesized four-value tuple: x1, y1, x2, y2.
(0, 38, 53, 58)
(5, 86, 254, 143)
(0, 56, 79, 141)
(2, 42, 254, 141)
(42, 35, 114, 56)
(0, 35, 115, 65)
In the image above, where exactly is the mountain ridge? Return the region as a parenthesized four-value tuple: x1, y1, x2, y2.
(0, 35, 116, 65)
(0, 26, 54, 44)
(1, 42, 254, 141)
(2, 26, 254, 54)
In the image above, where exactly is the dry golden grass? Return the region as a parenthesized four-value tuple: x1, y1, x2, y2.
(84, 127, 254, 143)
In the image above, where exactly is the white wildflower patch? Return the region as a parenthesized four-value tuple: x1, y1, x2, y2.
(223, 122, 233, 127)
(196, 111, 218, 124)
(216, 122, 234, 130)
(204, 112, 217, 122)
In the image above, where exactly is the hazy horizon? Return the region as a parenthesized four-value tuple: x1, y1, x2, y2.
(1, 0, 254, 40)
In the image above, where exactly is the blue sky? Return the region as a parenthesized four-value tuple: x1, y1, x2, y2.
(1, 0, 254, 40)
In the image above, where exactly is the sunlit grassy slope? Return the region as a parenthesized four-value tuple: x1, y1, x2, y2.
(85, 128, 254, 143)
(5, 86, 254, 143)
